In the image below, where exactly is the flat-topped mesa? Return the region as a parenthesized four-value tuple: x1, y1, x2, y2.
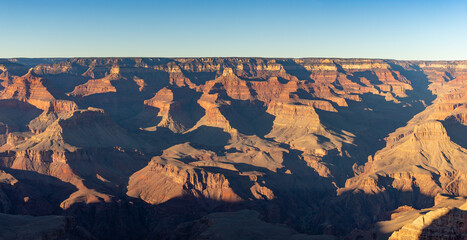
(68, 77, 117, 97)
(413, 121, 450, 141)
(266, 101, 321, 132)
(127, 156, 242, 205)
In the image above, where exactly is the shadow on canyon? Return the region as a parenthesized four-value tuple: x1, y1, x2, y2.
(277, 59, 315, 82)
(1, 59, 460, 239)
(59, 187, 441, 240)
(442, 117, 467, 148)
(0, 150, 450, 240)
(316, 62, 436, 182)
(0, 167, 78, 215)
(418, 206, 467, 239)
(0, 99, 42, 132)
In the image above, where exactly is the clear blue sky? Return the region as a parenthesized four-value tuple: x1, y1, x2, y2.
(1, 0, 466, 60)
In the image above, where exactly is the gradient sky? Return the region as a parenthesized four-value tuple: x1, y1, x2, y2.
(1, 0, 466, 60)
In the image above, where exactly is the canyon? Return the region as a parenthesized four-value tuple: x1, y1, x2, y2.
(0, 57, 465, 239)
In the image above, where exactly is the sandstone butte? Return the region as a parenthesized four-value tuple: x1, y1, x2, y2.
(0, 57, 465, 240)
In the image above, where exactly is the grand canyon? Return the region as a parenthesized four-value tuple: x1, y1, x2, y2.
(0, 57, 465, 239)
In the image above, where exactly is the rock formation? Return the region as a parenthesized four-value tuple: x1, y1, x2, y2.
(378, 195, 467, 240)
(0, 57, 465, 239)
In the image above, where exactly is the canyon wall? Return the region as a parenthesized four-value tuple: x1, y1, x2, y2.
(0, 58, 466, 239)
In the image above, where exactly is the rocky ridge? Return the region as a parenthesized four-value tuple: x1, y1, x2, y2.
(0, 58, 465, 239)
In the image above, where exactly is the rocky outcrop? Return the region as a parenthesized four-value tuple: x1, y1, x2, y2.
(68, 78, 117, 97)
(266, 101, 352, 154)
(5, 108, 142, 152)
(127, 156, 242, 204)
(127, 143, 279, 204)
(388, 198, 467, 240)
(143, 87, 202, 133)
(0, 58, 466, 239)
(0, 69, 56, 110)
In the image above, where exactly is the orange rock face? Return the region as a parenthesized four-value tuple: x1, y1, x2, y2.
(127, 157, 242, 204)
(0, 57, 465, 239)
(68, 78, 117, 97)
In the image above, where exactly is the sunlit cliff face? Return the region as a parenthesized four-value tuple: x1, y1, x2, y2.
(0, 57, 466, 239)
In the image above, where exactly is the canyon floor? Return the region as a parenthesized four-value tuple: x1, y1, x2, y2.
(0, 57, 465, 240)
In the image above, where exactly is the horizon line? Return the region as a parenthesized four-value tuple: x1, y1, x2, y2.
(2, 56, 467, 62)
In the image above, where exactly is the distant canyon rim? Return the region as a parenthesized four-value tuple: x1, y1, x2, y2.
(0, 57, 466, 240)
